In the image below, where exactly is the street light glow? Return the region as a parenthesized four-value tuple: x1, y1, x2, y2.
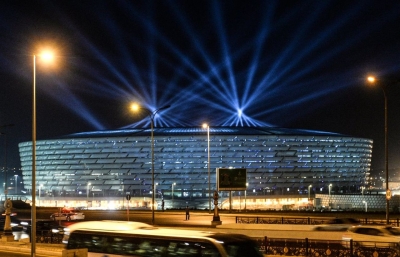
(40, 51, 54, 61)
(367, 76, 376, 83)
(130, 103, 139, 112)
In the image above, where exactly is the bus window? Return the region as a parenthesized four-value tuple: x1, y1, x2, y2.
(68, 231, 221, 257)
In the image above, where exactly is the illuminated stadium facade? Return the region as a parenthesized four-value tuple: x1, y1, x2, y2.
(18, 127, 372, 203)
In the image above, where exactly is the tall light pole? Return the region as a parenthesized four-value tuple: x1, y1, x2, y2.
(328, 184, 332, 207)
(155, 182, 158, 204)
(87, 183, 91, 203)
(367, 75, 390, 224)
(308, 185, 312, 200)
(32, 51, 54, 257)
(39, 184, 43, 206)
(172, 182, 176, 209)
(14, 175, 18, 194)
(363, 201, 368, 212)
(245, 182, 248, 211)
(131, 103, 171, 225)
(202, 123, 211, 213)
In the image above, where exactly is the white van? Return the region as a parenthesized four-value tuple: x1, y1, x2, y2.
(64, 220, 263, 257)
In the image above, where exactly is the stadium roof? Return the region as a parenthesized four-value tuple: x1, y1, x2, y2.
(60, 127, 349, 139)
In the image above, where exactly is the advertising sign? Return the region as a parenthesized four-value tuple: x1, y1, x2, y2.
(217, 168, 247, 191)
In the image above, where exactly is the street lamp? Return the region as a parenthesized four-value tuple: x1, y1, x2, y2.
(155, 182, 158, 206)
(202, 123, 211, 213)
(328, 184, 332, 207)
(39, 184, 43, 206)
(367, 76, 390, 224)
(172, 182, 176, 209)
(14, 175, 18, 194)
(363, 201, 368, 212)
(131, 103, 171, 225)
(87, 183, 91, 202)
(32, 51, 54, 257)
(308, 185, 312, 200)
(244, 183, 248, 211)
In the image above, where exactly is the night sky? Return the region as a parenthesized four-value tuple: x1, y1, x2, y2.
(1, 0, 400, 177)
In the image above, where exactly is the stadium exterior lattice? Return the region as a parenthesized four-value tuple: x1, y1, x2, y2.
(18, 127, 372, 206)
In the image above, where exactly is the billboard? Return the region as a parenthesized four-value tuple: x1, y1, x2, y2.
(217, 168, 247, 191)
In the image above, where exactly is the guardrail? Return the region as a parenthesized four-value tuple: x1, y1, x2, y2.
(237, 216, 400, 226)
(35, 229, 64, 244)
(254, 237, 400, 257)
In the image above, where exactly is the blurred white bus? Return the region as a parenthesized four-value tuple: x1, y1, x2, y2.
(64, 220, 263, 257)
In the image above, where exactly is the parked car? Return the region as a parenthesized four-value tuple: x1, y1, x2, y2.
(313, 218, 360, 231)
(342, 225, 400, 248)
(50, 209, 85, 221)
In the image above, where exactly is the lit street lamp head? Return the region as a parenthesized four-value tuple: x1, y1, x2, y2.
(367, 76, 376, 83)
(40, 51, 54, 61)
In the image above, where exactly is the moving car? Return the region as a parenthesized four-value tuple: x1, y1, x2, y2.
(342, 225, 400, 248)
(313, 218, 359, 231)
(50, 209, 85, 221)
(22, 219, 66, 233)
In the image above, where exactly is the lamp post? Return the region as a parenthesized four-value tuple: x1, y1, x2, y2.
(14, 175, 18, 194)
(328, 184, 332, 207)
(87, 183, 91, 202)
(245, 183, 248, 211)
(202, 123, 211, 213)
(39, 184, 43, 206)
(155, 182, 158, 209)
(131, 103, 171, 225)
(172, 182, 176, 209)
(32, 51, 54, 257)
(308, 185, 312, 200)
(367, 76, 390, 224)
(362, 201, 368, 212)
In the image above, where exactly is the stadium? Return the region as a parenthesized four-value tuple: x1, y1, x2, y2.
(18, 127, 372, 210)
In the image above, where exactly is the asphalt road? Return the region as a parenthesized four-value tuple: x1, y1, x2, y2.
(3, 208, 375, 256)
(15, 208, 346, 239)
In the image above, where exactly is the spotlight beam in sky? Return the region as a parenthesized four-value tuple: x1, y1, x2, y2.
(14, 1, 400, 132)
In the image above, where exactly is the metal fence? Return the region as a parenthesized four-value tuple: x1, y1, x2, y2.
(236, 216, 400, 226)
(255, 237, 400, 257)
(30, 229, 64, 244)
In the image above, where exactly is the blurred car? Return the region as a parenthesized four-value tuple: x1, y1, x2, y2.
(313, 218, 360, 231)
(21, 219, 66, 232)
(50, 209, 85, 221)
(342, 225, 400, 248)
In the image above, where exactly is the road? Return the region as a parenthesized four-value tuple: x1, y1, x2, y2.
(1, 209, 356, 256)
(16, 209, 344, 239)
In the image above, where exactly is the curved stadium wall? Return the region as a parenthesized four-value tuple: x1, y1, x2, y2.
(18, 127, 372, 199)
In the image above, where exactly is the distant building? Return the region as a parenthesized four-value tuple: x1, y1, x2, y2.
(18, 127, 372, 201)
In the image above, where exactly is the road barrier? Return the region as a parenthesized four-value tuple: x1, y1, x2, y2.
(255, 237, 400, 257)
